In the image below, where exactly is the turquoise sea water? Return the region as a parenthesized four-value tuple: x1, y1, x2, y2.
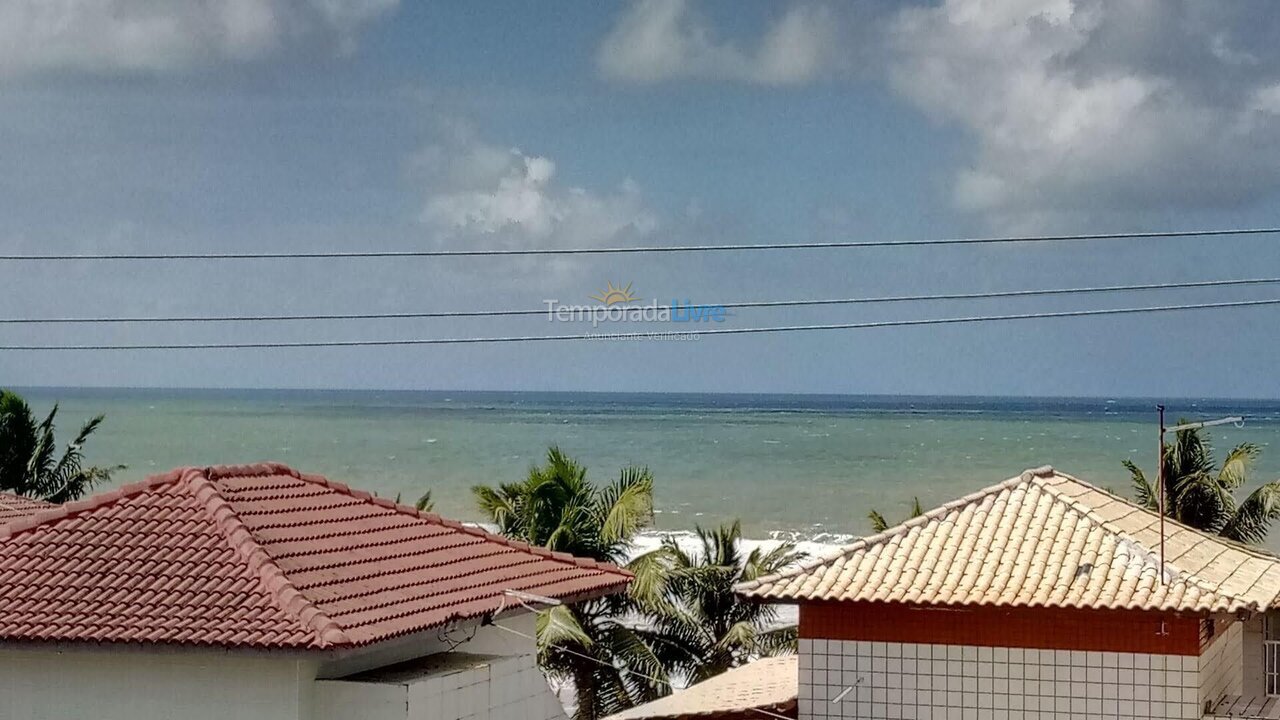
(15, 388, 1280, 544)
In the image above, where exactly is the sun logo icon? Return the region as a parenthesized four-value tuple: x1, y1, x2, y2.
(590, 281, 639, 306)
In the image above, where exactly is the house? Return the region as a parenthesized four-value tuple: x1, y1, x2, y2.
(0, 463, 632, 720)
(0, 492, 51, 523)
(604, 654, 798, 720)
(736, 466, 1280, 720)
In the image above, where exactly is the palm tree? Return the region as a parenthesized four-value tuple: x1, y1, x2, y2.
(867, 497, 924, 533)
(473, 447, 675, 720)
(637, 521, 803, 685)
(0, 390, 122, 503)
(1125, 424, 1280, 545)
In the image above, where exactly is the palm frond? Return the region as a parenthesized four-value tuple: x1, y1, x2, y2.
(626, 546, 677, 611)
(1219, 443, 1261, 489)
(546, 522, 585, 555)
(1126, 427, 1280, 546)
(1171, 423, 1215, 480)
(595, 465, 654, 547)
(660, 534, 695, 569)
(536, 605, 594, 656)
(480, 448, 806, 716)
(867, 509, 889, 533)
(1221, 481, 1280, 545)
(25, 406, 59, 496)
(473, 484, 521, 534)
(754, 625, 799, 656)
(588, 667, 635, 720)
(0, 396, 118, 502)
(414, 490, 434, 512)
(741, 542, 804, 583)
(43, 414, 106, 499)
(43, 464, 123, 504)
(598, 624, 674, 697)
(1172, 471, 1232, 534)
(712, 620, 757, 655)
(1124, 460, 1158, 511)
(0, 390, 38, 494)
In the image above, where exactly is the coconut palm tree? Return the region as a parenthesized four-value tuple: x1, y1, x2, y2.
(867, 497, 924, 533)
(473, 447, 679, 720)
(636, 521, 803, 685)
(0, 390, 122, 503)
(1125, 424, 1280, 545)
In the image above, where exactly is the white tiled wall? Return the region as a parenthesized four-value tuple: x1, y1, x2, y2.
(798, 639, 1201, 720)
(1199, 620, 1243, 706)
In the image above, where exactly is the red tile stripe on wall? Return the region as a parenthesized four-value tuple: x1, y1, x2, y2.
(799, 602, 1203, 656)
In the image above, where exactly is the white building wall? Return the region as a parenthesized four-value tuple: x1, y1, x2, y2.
(1241, 615, 1267, 698)
(1199, 619, 1244, 707)
(0, 648, 311, 720)
(314, 651, 567, 720)
(0, 615, 565, 720)
(798, 639, 1201, 720)
(312, 615, 567, 720)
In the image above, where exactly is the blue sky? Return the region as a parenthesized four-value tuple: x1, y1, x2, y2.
(3, 0, 1280, 397)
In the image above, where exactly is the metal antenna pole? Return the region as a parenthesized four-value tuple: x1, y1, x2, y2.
(1158, 405, 1165, 582)
(1153, 410, 1243, 584)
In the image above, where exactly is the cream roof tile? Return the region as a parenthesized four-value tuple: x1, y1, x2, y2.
(736, 467, 1280, 613)
(603, 655, 797, 720)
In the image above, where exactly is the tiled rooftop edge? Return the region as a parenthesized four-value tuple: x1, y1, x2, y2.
(0, 461, 633, 651)
(0, 468, 185, 541)
(736, 466, 1280, 612)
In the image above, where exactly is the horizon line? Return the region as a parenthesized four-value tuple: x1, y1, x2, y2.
(8, 385, 1280, 404)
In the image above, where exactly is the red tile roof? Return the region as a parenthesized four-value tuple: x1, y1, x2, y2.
(0, 493, 52, 524)
(0, 463, 631, 650)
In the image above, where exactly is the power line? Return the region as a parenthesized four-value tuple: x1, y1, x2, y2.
(4, 276, 1279, 324)
(2, 227, 1277, 260)
(4, 296, 1278, 350)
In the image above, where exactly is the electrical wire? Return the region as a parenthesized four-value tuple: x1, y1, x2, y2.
(2, 226, 1277, 260)
(3, 276, 1278, 324)
(4, 296, 1278, 350)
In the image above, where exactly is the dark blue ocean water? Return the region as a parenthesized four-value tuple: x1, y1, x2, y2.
(16, 387, 1280, 543)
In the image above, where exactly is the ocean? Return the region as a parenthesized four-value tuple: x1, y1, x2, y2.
(16, 388, 1280, 552)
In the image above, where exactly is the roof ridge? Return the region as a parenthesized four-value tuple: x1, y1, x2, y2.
(736, 465, 1255, 609)
(274, 463, 634, 581)
(1046, 468, 1280, 562)
(736, 467, 1052, 594)
(0, 469, 185, 540)
(1029, 471, 1254, 610)
(0, 491, 51, 516)
(184, 467, 351, 648)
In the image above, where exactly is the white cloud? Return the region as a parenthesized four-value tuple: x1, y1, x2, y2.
(887, 0, 1280, 227)
(597, 0, 836, 86)
(0, 0, 397, 76)
(418, 130, 657, 250)
(1253, 84, 1280, 116)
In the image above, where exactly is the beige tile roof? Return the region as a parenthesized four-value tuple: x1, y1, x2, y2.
(604, 655, 797, 720)
(737, 467, 1280, 614)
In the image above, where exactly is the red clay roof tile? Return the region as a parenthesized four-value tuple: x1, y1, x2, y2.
(0, 463, 631, 650)
(0, 492, 52, 524)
